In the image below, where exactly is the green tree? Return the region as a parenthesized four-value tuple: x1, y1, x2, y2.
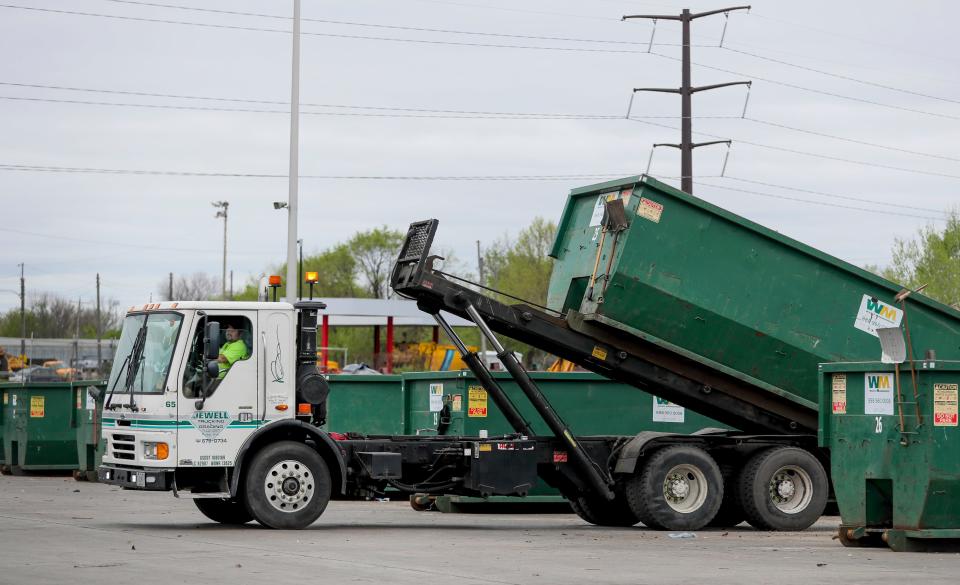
(882, 210, 960, 308)
(235, 244, 365, 301)
(349, 227, 404, 299)
(482, 217, 558, 368)
(0, 293, 122, 339)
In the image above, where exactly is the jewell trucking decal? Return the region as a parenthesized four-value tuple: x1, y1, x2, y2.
(854, 294, 903, 337)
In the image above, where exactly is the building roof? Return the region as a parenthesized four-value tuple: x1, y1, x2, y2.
(122, 299, 473, 327)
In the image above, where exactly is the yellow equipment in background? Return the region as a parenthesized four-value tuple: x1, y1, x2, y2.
(417, 342, 475, 371)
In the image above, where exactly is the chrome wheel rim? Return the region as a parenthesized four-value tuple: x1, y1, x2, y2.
(662, 464, 708, 513)
(768, 465, 813, 514)
(263, 459, 314, 513)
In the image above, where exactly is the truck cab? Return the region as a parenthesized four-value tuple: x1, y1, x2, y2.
(98, 300, 342, 528)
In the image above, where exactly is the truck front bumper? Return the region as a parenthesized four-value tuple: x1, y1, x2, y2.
(98, 465, 174, 491)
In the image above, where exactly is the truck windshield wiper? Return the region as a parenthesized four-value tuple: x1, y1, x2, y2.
(106, 323, 147, 411)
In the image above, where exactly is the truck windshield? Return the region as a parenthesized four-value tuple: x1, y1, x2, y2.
(107, 312, 183, 394)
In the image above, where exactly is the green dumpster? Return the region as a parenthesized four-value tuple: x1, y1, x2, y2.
(403, 370, 724, 437)
(548, 176, 960, 423)
(0, 382, 80, 474)
(819, 360, 960, 552)
(74, 381, 107, 481)
(324, 375, 405, 435)
(404, 370, 727, 510)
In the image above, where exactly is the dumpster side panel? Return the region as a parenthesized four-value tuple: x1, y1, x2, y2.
(324, 375, 405, 435)
(550, 176, 960, 411)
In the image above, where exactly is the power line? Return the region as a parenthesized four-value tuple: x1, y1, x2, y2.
(0, 164, 636, 180)
(650, 52, 960, 122)
(722, 47, 960, 107)
(0, 93, 749, 121)
(629, 118, 960, 181)
(99, 0, 645, 45)
(697, 180, 946, 222)
(0, 226, 274, 255)
(8, 80, 960, 164)
(0, 4, 652, 54)
(721, 176, 947, 215)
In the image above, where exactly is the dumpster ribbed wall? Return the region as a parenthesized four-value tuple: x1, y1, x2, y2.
(549, 176, 960, 409)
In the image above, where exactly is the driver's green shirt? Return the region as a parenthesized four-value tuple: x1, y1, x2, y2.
(218, 339, 248, 379)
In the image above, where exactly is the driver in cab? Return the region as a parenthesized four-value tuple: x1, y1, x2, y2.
(217, 324, 248, 379)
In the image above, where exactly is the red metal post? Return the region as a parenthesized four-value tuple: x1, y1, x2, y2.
(386, 316, 394, 374)
(321, 314, 329, 372)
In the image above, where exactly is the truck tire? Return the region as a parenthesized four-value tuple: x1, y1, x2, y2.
(737, 447, 827, 531)
(244, 441, 332, 529)
(194, 498, 254, 525)
(569, 490, 639, 527)
(625, 445, 723, 531)
(708, 464, 745, 527)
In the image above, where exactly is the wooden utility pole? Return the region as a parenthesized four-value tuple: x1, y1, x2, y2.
(623, 6, 751, 194)
(168, 272, 174, 301)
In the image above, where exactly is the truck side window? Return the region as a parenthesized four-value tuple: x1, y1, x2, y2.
(182, 316, 253, 398)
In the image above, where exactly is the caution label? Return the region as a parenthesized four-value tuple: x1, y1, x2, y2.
(831, 374, 847, 414)
(637, 197, 664, 223)
(934, 383, 958, 427)
(30, 395, 44, 418)
(468, 387, 488, 418)
(591, 346, 608, 361)
(452, 394, 462, 412)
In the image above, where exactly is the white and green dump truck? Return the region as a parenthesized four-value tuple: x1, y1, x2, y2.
(97, 176, 960, 532)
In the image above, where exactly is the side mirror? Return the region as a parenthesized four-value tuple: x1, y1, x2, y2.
(203, 322, 221, 360)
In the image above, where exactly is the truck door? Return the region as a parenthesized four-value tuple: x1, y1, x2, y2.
(176, 310, 259, 469)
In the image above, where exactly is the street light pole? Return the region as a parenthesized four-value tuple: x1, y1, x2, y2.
(212, 201, 229, 298)
(285, 0, 301, 303)
(297, 238, 303, 300)
(18, 263, 25, 359)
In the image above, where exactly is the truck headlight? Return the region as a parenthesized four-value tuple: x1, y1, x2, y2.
(143, 442, 169, 460)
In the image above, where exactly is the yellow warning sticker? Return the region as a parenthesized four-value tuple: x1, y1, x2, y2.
(478, 444, 492, 452)
(30, 395, 44, 418)
(591, 346, 608, 361)
(468, 387, 488, 418)
(452, 394, 463, 412)
(637, 197, 664, 223)
(831, 374, 847, 414)
(934, 383, 958, 427)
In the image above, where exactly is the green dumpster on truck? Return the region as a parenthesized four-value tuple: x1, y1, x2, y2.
(547, 175, 960, 432)
(323, 374, 405, 435)
(404, 370, 723, 437)
(75, 381, 107, 481)
(820, 360, 960, 552)
(0, 382, 81, 473)
(404, 370, 727, 511)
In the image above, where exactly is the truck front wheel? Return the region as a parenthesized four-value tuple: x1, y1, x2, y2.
(244, 441, 332, 529)
(737, 447, 827, 531)
(194, 498, 253, 525)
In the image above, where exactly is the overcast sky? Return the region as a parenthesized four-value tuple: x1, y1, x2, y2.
(1, 0, 958, 315)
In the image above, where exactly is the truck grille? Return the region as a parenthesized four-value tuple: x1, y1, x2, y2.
(110, 433, 136, 460)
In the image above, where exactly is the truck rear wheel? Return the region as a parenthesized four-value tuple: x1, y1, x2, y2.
(737, 447, 827, 531)
(244, 441, 332, 529)
(568, 490, 639, 527)
(625, 445, 723, 531)
(194, 498, 254, 525)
